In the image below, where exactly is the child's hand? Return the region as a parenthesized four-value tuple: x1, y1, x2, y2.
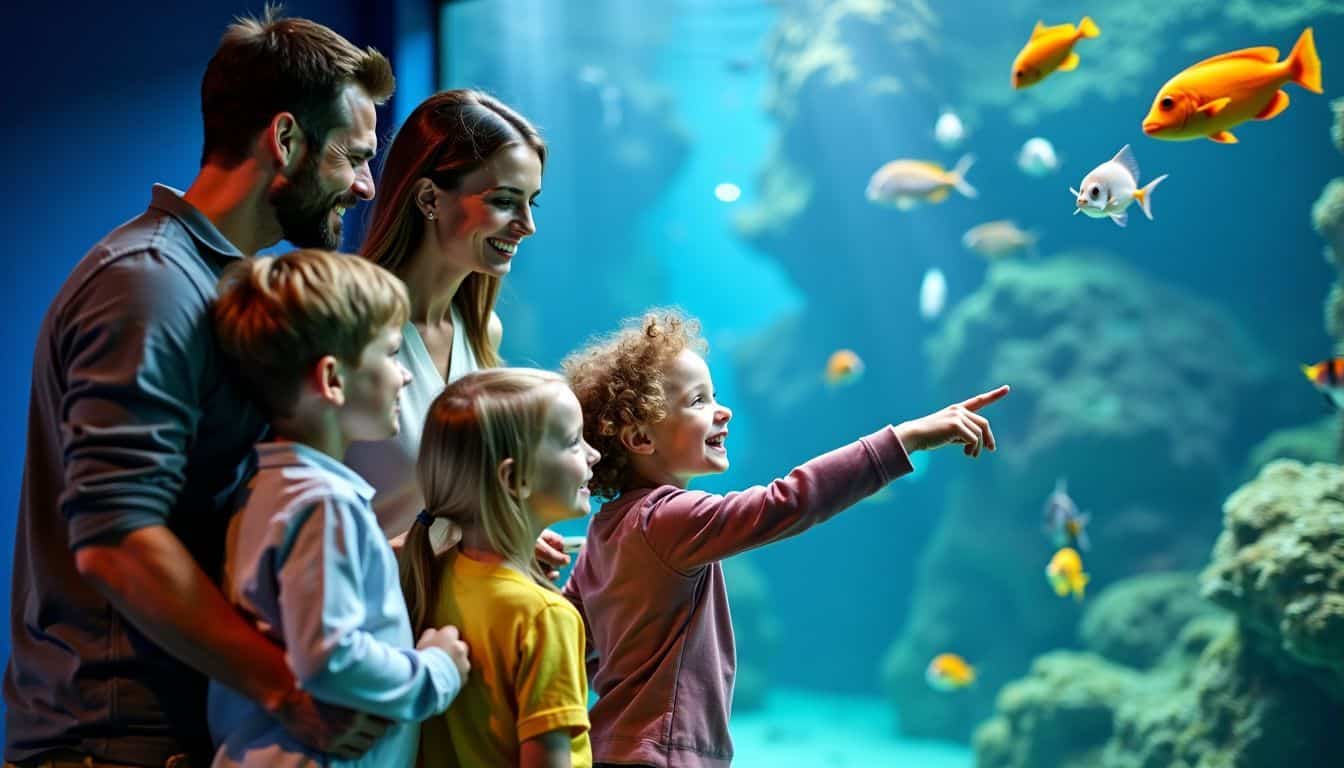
(534, 529, 570, 581)
(419, 625, 471, 680)
(895, 385, 1009, 456)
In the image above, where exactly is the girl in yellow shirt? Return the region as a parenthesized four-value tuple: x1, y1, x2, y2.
(402, 368, 600, 768)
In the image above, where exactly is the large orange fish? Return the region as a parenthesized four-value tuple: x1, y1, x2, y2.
(1011, 17, 1101, 89)
(1142, 28, 1322, 144)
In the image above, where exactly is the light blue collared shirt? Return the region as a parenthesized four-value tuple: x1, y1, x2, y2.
(208, 441, 460, 767)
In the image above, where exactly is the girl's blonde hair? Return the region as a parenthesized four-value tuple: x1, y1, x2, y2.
(401, 367, 567, 634)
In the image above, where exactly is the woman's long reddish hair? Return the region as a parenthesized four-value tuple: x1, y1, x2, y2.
(360, 90, 546, 367)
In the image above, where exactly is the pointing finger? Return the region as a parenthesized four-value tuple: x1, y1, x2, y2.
(960, 384, 1011, 412)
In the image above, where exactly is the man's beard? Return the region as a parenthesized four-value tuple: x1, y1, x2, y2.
(271, 154, 351, 250)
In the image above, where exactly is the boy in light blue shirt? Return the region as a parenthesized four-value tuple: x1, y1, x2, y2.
(208, 249, 470, 767)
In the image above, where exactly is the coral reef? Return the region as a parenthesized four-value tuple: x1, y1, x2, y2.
(1311, 98, 1344, 459)
(1242, 417, 1336, 479)
(973, 460, 1344, 767)
(1078, 572, 1217, 670)
(1201, 460, 1344, 703)
(1102, 626, 1344, 768)
(1313, 178, 1344, 269)
(883, 255, 1277, 740)
(972, 651, 1137, 768)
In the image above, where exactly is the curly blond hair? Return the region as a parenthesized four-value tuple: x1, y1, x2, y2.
(562, 309, 707, 499)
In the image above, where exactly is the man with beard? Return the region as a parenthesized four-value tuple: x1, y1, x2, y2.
(5, 11, 395, 768)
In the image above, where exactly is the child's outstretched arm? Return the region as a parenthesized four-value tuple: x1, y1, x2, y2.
(642, 385, 1009, 572)
(271, 497, 466, 723)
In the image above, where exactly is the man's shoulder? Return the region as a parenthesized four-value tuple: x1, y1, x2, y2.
(68, 207, 218, 308)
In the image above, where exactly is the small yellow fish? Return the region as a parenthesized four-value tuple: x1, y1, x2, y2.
(1303, 358, 1344, 409)
(926, 653, 976, 691)
(1012, 17, 1101, 89)
(824, 349, 864, 387)
(1142, 28, 1322, 144)
(1045, 547, 1089, 601)
(866, 156, 976, 210)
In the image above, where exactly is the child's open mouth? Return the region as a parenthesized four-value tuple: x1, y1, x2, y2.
(705, 433, 727, 452)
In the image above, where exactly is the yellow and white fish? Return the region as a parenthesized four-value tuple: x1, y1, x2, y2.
(1071, 145, 1167, 228)
(866, 156, 976, 210)
(1046, 547, 1089, 601)
(1142, 28, 1323, 144)
(1303, 358, 1344, 409)
(825, 349, 864, 387)
(926, 653, 976, 691)
(1012, 17, 1101, 89)
(963, 220, 1039, 259)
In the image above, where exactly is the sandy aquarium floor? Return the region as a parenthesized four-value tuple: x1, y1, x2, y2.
(729, 687, 973, 768)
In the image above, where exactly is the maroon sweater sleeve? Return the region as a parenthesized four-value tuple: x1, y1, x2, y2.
(561, 574, 600, 681)
(639, 426, 913, 573)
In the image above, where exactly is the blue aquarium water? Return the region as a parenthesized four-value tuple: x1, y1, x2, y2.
(441, 0, 1344, 765)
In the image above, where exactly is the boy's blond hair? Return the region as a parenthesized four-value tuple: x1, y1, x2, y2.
(403, 368, 568, 633)
(562, 309, 706, 499)
(213, 249, 410, 418)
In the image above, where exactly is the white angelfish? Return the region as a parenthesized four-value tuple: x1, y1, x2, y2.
(1070, 144, 1168, 227)
(934, 109, 966, 150)
(1017, 137, 1060, 176)
(919, 267, 948, 320)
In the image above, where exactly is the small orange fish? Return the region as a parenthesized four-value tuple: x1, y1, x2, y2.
(926, 653, 976, 691)
(1045, 547, 1089, 601)
(824, 349, 864, 387)
(1303, 358, 1344, 409)
(1012, 17, 1101, 89)
(1142, 28, 1322, 144)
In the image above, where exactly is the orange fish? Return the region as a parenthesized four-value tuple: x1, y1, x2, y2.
(1045, 547, 1089, 601)
(1142, 28, 1322, 144)
(1303, 358, 1344, 409)
(824, 349, 864, 387)
(1012, 16, 1101, 89)
(926, 653, 976, 691)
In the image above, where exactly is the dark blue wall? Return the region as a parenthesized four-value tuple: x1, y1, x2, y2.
(0, 0, 434, 742)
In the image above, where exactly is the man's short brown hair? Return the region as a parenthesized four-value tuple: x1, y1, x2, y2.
(213, 249, 410, 418)
(199, 6, 394, 166)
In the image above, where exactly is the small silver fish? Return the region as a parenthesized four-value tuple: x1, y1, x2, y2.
(1042, 478, 1091, 551)
(1070, 144, 1167, 227)
(962, 220, 1039, 259)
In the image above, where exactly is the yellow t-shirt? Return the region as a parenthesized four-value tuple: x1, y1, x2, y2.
(419, 552, 591, 768)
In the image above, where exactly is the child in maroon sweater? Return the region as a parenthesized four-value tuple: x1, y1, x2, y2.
(560, 310, 1008, 768)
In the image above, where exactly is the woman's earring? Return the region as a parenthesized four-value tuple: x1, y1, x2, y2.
(425, 211, 436, 221)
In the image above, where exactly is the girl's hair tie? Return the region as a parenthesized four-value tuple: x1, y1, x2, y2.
(416, 509, 434, 528)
